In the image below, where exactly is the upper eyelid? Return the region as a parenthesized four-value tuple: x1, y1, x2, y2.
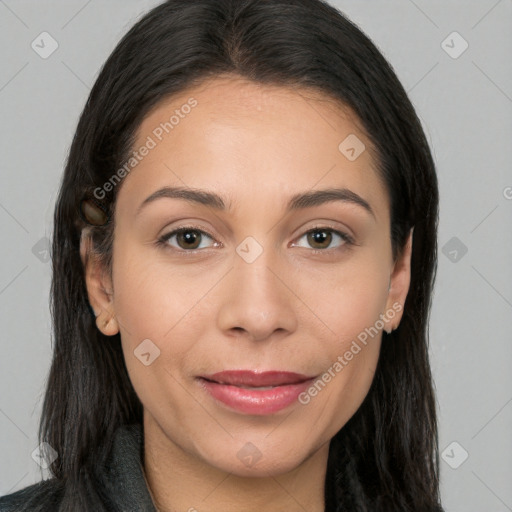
(162, 225, 216, 241)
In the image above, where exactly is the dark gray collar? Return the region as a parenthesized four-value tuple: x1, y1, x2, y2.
(94, 423, 157, 512)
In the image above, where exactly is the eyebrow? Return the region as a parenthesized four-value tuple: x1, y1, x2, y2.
(136, 186, 375, 218)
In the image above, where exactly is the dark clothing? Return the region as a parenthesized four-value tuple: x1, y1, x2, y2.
(0, 424, 157, 511)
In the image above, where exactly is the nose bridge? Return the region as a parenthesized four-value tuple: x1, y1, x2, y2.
(216, 235, 298, 340)
(237, 239, 280, 304)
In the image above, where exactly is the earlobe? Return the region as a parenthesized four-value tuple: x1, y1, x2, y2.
(80, 229, 119, 336)
(384, 227, 413, 333)
(97, 314, 120, 337)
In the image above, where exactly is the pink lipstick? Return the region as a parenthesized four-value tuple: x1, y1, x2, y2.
(198, 370, 315, 415)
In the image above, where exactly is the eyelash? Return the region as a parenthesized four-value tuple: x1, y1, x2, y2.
(156, 224, 355, 256)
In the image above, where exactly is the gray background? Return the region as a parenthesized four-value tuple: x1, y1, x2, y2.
(1, 1, 511, 510)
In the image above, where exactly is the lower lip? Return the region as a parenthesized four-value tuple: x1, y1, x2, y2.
(198, 378, 314, 415)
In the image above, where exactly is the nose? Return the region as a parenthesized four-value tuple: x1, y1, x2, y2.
(216, 248, 298, 343)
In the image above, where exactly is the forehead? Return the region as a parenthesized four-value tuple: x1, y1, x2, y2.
(116, 75, 388, 222)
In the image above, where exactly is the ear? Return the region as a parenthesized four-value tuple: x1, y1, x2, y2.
(383, 227, 413, 333)
(80, 228, 119, 336)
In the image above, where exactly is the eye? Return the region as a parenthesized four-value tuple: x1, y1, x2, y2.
(292, 227, 354, 252)
(157, 226, 219, 251)
(156, 225, 354, 255)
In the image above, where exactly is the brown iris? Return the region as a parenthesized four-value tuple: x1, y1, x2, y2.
(307, 229, 332, 249)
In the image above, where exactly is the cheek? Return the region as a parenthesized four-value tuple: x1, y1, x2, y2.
(295, 255, 388, 426)
(304, 252, 390, 338)
(112, 247, 206, 342)
(110, 248, 222, 403)
(110, 255, 202, 418)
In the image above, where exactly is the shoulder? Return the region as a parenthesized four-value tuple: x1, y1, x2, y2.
(0, 478, 64, 512)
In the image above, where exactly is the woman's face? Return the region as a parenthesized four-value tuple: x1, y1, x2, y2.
(84, 75, 411, 477)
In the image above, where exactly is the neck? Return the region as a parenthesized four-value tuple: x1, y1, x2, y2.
(142, 413, 328, 512)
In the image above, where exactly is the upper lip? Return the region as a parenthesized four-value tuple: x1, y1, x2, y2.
(200, 370, 314, 387)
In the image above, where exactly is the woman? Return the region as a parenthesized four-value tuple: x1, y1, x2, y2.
(0, 0, 443, 510)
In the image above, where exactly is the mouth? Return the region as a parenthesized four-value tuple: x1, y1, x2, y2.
(202, 370, 313, 386)
(197, 370, 316, 415)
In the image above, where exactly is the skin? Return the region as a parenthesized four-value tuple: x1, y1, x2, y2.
(81, 74, 412, 512)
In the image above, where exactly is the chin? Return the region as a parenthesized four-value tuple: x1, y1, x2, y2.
(198, 437, 316, 477)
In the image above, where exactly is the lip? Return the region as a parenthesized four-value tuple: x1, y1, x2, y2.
(198, 370, 315, 415)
